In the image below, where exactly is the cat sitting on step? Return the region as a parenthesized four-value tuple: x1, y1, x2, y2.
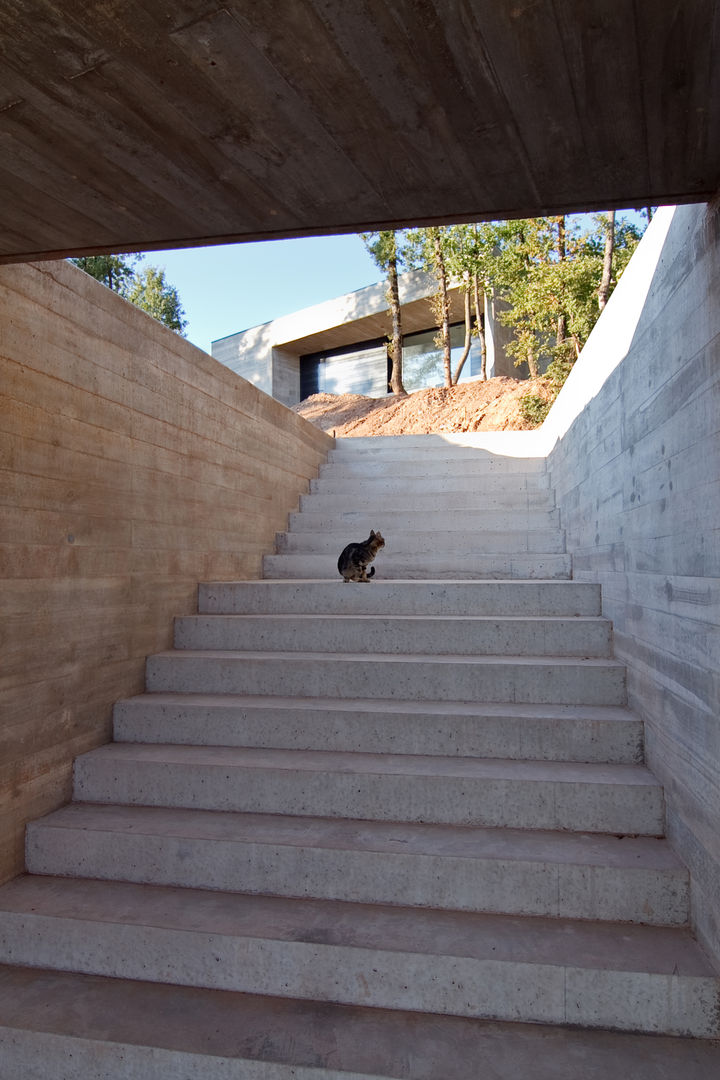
(337, 530, 385, 582)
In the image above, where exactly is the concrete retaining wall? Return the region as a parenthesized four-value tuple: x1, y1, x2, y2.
(0, 260, 332, 887)
(545, 203, 720, 963)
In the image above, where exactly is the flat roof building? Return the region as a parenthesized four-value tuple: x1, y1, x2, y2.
(212, 270, 517, 406)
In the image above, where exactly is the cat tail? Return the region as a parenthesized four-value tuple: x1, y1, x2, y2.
(368, 566, 375, 578)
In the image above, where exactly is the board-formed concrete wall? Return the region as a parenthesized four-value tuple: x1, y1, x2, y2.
(546, 203, 720, 963)
(0, 260, 332, 888)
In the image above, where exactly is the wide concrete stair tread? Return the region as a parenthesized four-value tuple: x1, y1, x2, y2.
(114, 693, 644, 764)
(1, 877, 717, 1036)
(74, 741, 659, 786)
(277, 529, 566, 554)
(311, 471, 550, 492)
(320, 455, 549, 476)
(329, 434, 548, 457)
(25, 803, 687, 922)
(70, 743, 662, 833)
(308, 478, 553, 500)
(263, 553, 573, 579)
(324, 453, 547, 471)
(173, 613, 611, 656)
(299, 492, 558, 514)
(326, 449, 547, 467)
(3, 968, 719, 1080)
(145, 648, 625, 705)
(199, 579, 600, 615)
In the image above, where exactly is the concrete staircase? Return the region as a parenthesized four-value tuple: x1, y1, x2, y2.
(1, 433, 719, 1078)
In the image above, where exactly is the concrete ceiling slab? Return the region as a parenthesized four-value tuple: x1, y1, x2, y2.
(1, 0, 718, 263)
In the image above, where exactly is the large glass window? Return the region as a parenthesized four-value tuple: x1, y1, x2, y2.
(401, 324, 484, 392)
(300, 338, 389, 398)
(299, 322, 485, 400)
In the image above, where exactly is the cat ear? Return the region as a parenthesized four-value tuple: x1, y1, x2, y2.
(369, 529, 376, 537)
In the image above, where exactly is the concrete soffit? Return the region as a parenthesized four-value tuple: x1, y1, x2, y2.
(226, 271, 467, 360)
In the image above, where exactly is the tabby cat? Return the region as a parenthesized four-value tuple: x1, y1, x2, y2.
(337, 529, 385, 582)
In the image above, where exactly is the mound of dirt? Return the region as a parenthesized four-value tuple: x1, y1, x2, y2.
(294, 377, 551, 437)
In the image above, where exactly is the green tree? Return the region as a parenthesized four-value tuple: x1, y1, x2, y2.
(484, 212, 644, 425)
(360, 230, 407, 395)
(126, 266, 188, 336)
(488, 213, 643, 380)
(72, 255, 187, 335)
(71, 254, 139, 294)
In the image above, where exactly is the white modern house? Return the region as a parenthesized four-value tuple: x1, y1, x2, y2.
(212, 269, 517, 406)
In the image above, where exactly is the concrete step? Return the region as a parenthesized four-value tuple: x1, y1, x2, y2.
(298, 491, 557, 515)
(174, 614, 612, 658)
(310, 473, 550, 495)
(263, 553, 573, 579)
(277, 528, 566, 555)
(145, 649, 624, 705)
(25, 804, 684, 923)
(114, 695, 643, 764)
(320, 456, 550, 481)
(199, 579, 602, 616)
(1, 877, 717, 1037)
(71, 744, 661, 833)
(287, 505, 560, 533)
(3, 967, 720, 1080)
(329, 433, 547, 459)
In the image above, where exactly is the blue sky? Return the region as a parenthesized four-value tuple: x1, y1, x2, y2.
(137, 210, 653, 354)
(136, 233, 380, 353)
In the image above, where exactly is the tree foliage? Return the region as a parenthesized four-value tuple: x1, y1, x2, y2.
(400, 212, 644, 410)
(126, 266, 188, 335)
(488, 213, 643, 375)
(71, 254, 139, 294)
(71, 254, 188, 336)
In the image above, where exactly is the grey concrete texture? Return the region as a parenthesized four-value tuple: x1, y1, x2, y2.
(0, 878, 717, 1037)
(325, 451, 546, 473)
(173, 613, 612, 657)
(298, 490, 557, 514)
(25, 804, 688, 925)
(328, 433, 543, 454)
(544, 204, 720, 966)
(113, 694, 643, 764)
(144, 649, 626, 705)
(263, 552, 573, 579)
(309, 472, 551, 495)
(197, 580, 602, 616)
(70, 743, 664, 833)
(2, 965, 720, 1080)
(276, 527, 567, 554)
(318, 456, 549, 479)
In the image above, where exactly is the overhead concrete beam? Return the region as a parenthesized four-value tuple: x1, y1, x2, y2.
(0, 1, 718, 261)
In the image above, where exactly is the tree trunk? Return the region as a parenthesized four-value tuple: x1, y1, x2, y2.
(598, 210, 616, 311)
(556, 313, 567, 345)
(452, 275, 473, 384)
(432, 229, 452, 388)
(474, 275, 487, 380)
(556, 215, 567, 345)
(387, 252, 407, 395)
(526, 347, 539, 378)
